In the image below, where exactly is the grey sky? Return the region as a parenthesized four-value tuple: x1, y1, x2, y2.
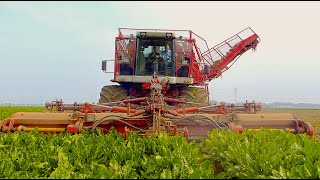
(0, 1, 320, 104)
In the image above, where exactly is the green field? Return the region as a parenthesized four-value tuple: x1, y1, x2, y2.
(1, 106, 320, 178)
(0, 106, 45, 120)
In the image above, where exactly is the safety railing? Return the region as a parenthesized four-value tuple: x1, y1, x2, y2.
(201, 27, 258, 66)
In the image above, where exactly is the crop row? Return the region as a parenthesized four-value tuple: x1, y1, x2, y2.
(0, 128, 320, 179)
(0, 130, 213, 179)
(0, 106, 45, 120)
(1, 106, 320, 178)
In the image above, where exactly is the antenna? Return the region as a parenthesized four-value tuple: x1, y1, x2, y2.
(234, 88, 238, 104)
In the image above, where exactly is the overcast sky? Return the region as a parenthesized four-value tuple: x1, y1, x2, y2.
(0, 1, 320, 104)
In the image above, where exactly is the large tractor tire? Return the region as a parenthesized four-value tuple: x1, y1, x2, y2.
(179, 86, 209, 104)
(99, 85, 128, 103)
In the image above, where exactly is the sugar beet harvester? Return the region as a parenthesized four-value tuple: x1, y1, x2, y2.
(0, 28, 314, 140)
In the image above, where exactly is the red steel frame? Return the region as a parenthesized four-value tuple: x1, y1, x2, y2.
(109, 27, 260, 87)
(113, 28, 210, 84)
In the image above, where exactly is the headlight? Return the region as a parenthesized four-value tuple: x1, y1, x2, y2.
(140, 32, 147, 38)
(166, 33, 172, 39)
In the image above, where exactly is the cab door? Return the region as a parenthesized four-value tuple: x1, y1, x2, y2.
(115, 38, 136, 75)
(174, 39, 193, 77)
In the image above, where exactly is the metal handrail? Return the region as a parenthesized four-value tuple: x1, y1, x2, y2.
(201, 27, 256, 56)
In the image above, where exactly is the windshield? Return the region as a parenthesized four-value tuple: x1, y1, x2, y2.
(135, 38, 174, 76)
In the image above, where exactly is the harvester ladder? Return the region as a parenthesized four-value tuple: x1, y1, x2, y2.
(201, 27, 260, 79)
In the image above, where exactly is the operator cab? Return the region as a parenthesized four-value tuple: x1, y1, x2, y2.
(109, 29, 194, 85)
(116, 31, 190, 78)
(135, 32, 175, 76)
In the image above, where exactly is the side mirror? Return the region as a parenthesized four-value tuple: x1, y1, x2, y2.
(102, 60, 106, 71)
(204, 64, 210, 74)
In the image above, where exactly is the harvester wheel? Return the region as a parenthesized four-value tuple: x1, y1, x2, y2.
(99, 85, 128, 103)
(180, 86, 209, 104)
